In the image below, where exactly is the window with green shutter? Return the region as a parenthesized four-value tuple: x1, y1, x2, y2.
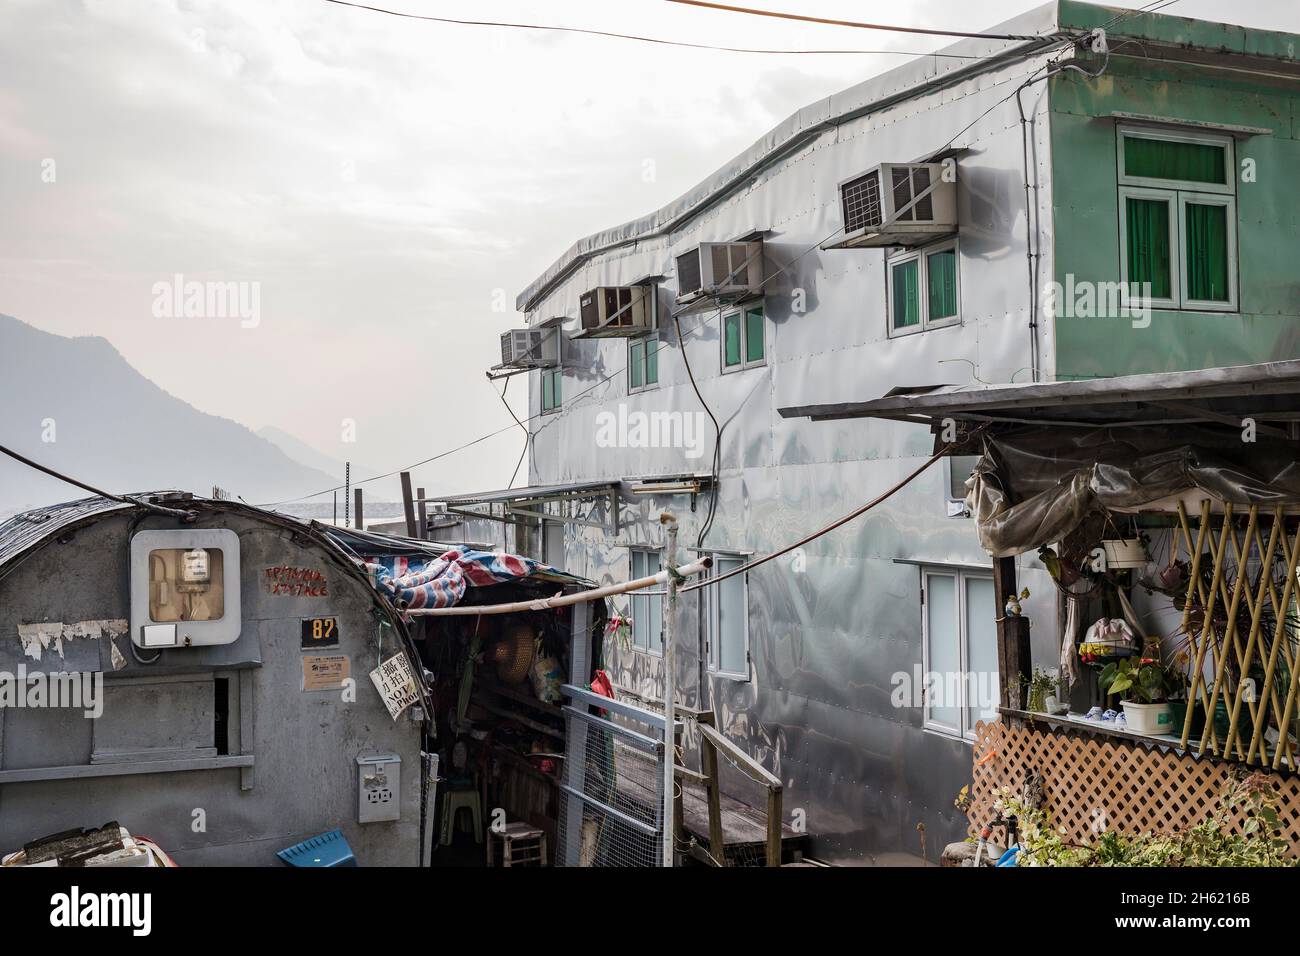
(1124, 195, 1173, 300)
(629, 340, 644, 389)
(891, 259, 920, 330)
(721, 304, 766, 372)
(723, 312, 742, 368)
(744, 307, 764, 363)
(540, 368, 562, 412)
(888, 240, 958, 334)
(1117, 126, 1236, 312)
(1123, 135, 1227, 186)
(926, 247, 958, 321)
(627, 335, 659, 393)
(1184, 200, 1230, 303)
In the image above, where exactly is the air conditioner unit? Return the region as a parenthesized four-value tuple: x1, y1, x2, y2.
(828, 162, 957, 249)
(674, 241, 764, 311)
(499, 327, 559, 369)
(577, 286, 653, 338)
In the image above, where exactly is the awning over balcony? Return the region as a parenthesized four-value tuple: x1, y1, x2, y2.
(778, 358, 1300, 440)
(780, 360, 1300, 557)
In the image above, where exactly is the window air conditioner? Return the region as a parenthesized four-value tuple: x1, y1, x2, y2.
(674, 241, 764, 311)
(577, 286, 653, 337)
(499, 328, 559, 369)
(830, 162, 957, 249)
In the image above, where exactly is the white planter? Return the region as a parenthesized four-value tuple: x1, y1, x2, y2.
(1102, 538, 1148, 569)
(1122, 700, 1173, 736)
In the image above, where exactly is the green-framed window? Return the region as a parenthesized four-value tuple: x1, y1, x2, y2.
(1117, 126, 1237, 312)
(628, 335, 659, 393)
(888, 239, 960, 335)
(722, 303, 765, 372)
(540, 367, 562, 413)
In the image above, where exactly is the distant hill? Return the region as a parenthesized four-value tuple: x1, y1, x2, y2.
(255, 425, 379, 488)
(0, 314, 338, 516)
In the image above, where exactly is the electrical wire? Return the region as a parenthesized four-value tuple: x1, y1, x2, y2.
(320, 0, 1006, 58)
(0, 441, 196, 520)
(666, 432, 981, 595)
(664, 0, 1042, 41)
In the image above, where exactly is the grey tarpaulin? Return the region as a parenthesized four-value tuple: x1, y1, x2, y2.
(971, 425, 1300, 557)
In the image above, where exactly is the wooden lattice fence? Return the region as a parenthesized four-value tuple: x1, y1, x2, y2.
(969, 719, 1300, 853)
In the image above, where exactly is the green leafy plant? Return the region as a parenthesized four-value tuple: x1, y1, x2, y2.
(997, 769, 1293, 867)
(1099, 653, 1172, 704)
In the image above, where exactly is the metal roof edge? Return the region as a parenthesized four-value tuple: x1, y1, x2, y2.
(777, 359, 1300, 422)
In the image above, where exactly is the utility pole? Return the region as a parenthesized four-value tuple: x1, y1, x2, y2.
(660, 511, 678, 867)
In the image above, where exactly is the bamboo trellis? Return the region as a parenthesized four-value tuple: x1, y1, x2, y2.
(1174, 500, 1300, 769)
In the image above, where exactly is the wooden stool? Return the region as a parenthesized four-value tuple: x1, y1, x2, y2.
(487, 822, 547, 867)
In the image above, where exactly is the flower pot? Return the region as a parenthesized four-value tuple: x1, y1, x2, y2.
(1122, 700, 1173, 736)
(1101, 538, 1148, 569)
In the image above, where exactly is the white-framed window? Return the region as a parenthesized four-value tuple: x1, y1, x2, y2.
(705, 552, 750, 679)
(627, 334, 659, 393)
(540, 367, 563, 413)
(921, 566, 998, 741)
(720, 302, 765, 373)
(1116, 125, 1237, 312)
(886, 238, 960, 335)
(629, 548, 663, 654)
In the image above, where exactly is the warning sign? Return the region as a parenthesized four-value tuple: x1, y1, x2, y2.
(303, 654, 350, 691)
(369, 652, 419, 721)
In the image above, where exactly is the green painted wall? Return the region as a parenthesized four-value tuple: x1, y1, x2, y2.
(1048, 38, 1300, 379)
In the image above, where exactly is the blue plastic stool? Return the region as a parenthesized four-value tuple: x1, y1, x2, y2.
(277, 829, 357, 867)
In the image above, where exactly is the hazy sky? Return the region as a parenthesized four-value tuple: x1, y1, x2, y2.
(3, 0, 1298, 505)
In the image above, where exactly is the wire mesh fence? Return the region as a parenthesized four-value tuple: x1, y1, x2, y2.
(557, 705, 665, 867)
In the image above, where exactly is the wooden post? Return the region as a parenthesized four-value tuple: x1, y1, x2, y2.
(400, 471, 418, 538)
(697, 711, 726, 867)
(354, 487, 364, 531)
(766, 786, 783, 868)
(993, 555, 1031, 709)
(416, 487, 428, 540)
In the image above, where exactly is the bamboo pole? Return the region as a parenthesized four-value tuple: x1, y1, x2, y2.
(1197, 507, 1256, 755)
(403, 557, 712, 616)
(1222, 512, 1287, 762)
(1241, 520, 1300, 766)
(1249, 517, 1300, 764)
(1177, 500, 1222, 751)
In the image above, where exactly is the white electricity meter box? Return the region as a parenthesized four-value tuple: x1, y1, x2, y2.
(129, 528, 242, 649)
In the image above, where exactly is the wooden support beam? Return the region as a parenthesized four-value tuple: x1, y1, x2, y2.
(354, 487, 364, 531)
(416, 487, 428, 540)
(766, 787, 783, 868)
(993, 556, 1031, 709)
(400, 471, 418, 538)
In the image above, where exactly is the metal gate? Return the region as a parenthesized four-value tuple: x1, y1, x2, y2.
(557, 684, 670, 867)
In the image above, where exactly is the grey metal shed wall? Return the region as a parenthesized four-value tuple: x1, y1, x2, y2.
(0, 508, 422, 866)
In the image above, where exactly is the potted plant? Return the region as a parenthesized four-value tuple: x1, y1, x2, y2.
(1099, 652, 1174, 735)
(1023, 668, 1061, 714)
